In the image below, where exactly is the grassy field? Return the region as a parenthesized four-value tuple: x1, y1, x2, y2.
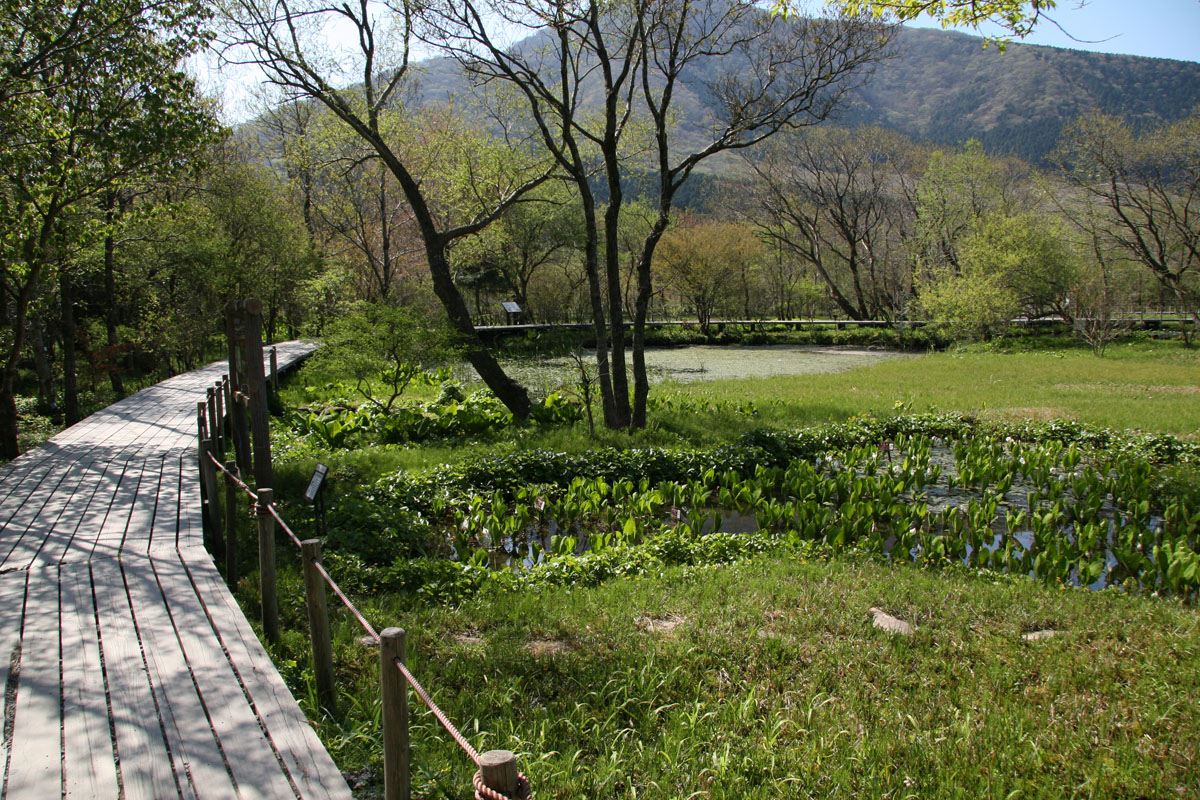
(662, 339, 1200, 439)
(261, 334, 1200, 798)
(277, 552, 1200, 799)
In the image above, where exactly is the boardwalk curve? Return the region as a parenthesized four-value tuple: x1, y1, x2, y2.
(0, 342, 352, 799)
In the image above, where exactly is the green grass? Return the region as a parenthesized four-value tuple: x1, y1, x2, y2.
(268, 552, 1200, 799)
(666, 339, 1200, 439)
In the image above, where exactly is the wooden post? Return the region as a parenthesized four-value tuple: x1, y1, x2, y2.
(269, 346, 279, 394)
(213, 381, 226, 453)
(232, 387, 252, 477)
(224, 460, 240, 588)
(479, 751, 519, 798)
(206, 387, 219, 458)
(301, 539, 336, 715)
(380, 628, 410, 800)
(256, 487, 279, 644)
(196, 401, 208, 442)
(200, 438, 223, 539)
(222, 376, 232, 438)
(243, 301, 274, 491)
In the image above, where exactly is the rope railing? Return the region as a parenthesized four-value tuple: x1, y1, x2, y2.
(200, 446, 530, 800)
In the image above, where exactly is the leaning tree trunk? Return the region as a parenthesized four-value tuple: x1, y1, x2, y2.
(426, 240, 531, 420)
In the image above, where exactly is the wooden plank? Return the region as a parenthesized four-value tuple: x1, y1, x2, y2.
(2, 458, 96, 571)
(181, 550, 351, 800)
(58, 458, 125, 566)
(123, 555, 239, 799)
(60, 561, 120, 799)
(120, 456, 163, 557)
(90, 557, 181, 800)
(153, 556, 301, 800)
(30, 458, 110, 568)
(0, 459, 76, 551)
(0, 572, 29, 784)
(6, 568, 63, 795)
(90, 460, 144, 562)
(177, 459, 205, 552)
(146, 455, 183, 557)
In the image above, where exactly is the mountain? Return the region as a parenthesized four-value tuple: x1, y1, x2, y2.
(408, 24, 1200, 165)
(842, 27, 1200, 162)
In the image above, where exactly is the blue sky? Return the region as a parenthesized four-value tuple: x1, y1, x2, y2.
(907, 0, 1200, 63)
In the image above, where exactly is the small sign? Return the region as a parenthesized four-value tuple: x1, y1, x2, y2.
(534, 496, 545, 512)
(670, 506, 682, 522)
(501, 301, 522, 314)
(879, 441, 893, 452)
(304, 463, 328, 503)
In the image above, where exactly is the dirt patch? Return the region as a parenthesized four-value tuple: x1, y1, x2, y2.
(525, 639, 572, 657)
(634, 613, 686, 634)
(1054, 382, 1200, 397)
(453, 631, 486, 648)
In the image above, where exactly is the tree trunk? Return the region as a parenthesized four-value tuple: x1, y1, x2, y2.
(0, 379, 19, 460)
(29, 321, 56, 413)
(631, 211, 671, 430)
(104, 191, 126, 398)
(579, 188, 617, 427)
(60, 272, 80, 426)
(603, 163, 630, 429)
(426, 241, 531, 419)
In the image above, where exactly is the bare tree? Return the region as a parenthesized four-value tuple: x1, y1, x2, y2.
(424, 0, 891, 428)
(747, 125, 915, 321)
(218, 0, 556, 418)
(1054, 111, 1200, 338)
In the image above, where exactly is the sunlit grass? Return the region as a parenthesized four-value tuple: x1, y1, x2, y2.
(270, 552, 1200, 799)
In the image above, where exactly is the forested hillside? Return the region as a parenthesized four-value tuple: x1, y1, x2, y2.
(413, 24, 1200, 164)
(845, 27, 1200, 161)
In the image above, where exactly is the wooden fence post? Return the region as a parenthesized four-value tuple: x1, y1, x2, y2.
(213, 381, 225, 453)
(200, 438, 223, 541)
(206, 387, 220, 458)
(269, 346, 279, 394)
(232, 387, 252, 477)
(301, 539, 337, 715)
(380, 628, 410, 800)
(479, 751, 519, 798)
(243, 300, 274, 490)
(221, 376, 232, 438)
(224, 460, 240, 588)
(256, 487, 279, 644)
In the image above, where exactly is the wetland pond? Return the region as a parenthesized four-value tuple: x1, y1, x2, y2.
(483, 345, 919, 389)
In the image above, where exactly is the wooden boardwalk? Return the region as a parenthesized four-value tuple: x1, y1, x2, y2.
(0, 342, 353, 799)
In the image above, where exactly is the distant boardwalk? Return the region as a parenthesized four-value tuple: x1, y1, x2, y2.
(0, 342, 352, 799)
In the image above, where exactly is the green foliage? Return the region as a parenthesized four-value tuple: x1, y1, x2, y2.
(307, 303, 459, 412)
(914, 267, 1020, 342)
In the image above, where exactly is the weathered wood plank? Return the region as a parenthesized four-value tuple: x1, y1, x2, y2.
(0, 459, 76, 554)
(60, 561, 121, 799)
(58, 458, 125, 565)
(120, 456, 164, 557)
(2, 458, 98, 571)
(153, 555, 302, 800)
(91, 558, 181, 800)
(6, 568, 63, 795)
(182, 550, 351, 800)
(90, 460, 144, 562)
(124, 554, 238, 799)
(0, 573, 29, 784)
(147, 454, 183, 557)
